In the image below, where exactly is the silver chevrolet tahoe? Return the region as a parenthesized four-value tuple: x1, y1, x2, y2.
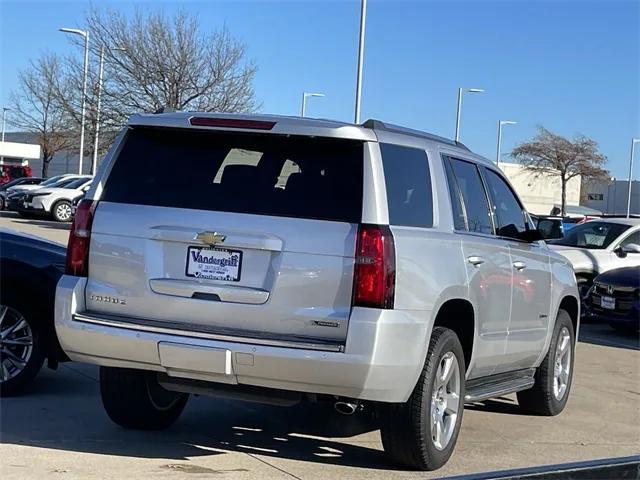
(55, 113, 580, 470)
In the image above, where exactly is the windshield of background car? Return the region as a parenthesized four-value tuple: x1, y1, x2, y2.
(551, 221, 630, 249)
(65, 178, 90, 189)
(40, 175, 66, 186)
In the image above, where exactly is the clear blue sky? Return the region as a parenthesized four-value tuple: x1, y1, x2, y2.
(1, 0, 638, 178)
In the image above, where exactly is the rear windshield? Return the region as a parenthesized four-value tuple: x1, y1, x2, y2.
(101, 127, 364, 223)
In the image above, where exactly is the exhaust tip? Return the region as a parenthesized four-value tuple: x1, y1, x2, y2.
(334, 401, 358, 415)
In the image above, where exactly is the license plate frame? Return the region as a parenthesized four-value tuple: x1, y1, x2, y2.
(185, 246, 242, 282)
(601, 295, 615, 310)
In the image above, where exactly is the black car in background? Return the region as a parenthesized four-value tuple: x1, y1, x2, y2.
(587, 266, 640, 334)
(0, 177, 44, 210)
(0, 229, 68, 395)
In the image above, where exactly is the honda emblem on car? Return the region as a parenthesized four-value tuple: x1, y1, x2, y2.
(194, 231, 227, 246)
(607, 284, 615, 295)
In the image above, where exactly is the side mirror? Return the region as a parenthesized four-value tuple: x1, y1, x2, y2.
(519, 228, 545, 242)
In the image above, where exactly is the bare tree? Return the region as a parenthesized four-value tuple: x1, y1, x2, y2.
(83, 8, 258, 119)
(511, 127, 608, 216)
(9, 54, 75, 177)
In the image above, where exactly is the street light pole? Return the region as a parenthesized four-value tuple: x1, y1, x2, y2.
(626, 138, 639, 218)
(91, 46, 105, 175)
(496, 120, 517, 167)
(300, 92, 325, 118)
(455, 87, 484, 142)
(1, 107, 9, 163)
(60, 28, 89, 175)
(354, 0, 367, 124)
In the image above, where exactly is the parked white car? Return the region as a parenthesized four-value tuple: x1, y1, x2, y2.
(549, 218, 640, 299)
(22, 176, 93, 222)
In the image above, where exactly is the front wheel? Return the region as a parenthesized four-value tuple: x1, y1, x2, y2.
(0, 303, 45, 396)
(100, 367, 189, 430)
(52, 200, 73, 222)
(517, 309, 575, 416)
(379, 327, 465, 470)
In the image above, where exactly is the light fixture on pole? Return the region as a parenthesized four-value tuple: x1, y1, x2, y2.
(626, 138, 639, 218)
(455, 87, 484, 142)
(496, 120, 517, 167)
(300, 92, 325, 118)
(354, 0, 367, 124)
(60, 27, 89, 175)
(92, 46, 125, 175)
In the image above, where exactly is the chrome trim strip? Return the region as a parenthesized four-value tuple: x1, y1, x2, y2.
(73, 312, 345, 353)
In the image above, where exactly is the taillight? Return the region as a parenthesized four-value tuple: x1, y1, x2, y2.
(352, 224, 396, 309)
(66, 199, 96, 277)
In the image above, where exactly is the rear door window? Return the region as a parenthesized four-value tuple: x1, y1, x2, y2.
(101, 127, 364, 223)
(445, 157, 494, 235)
(380, 143, 433, 228)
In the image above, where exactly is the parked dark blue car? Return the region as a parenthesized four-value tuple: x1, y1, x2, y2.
(0, 229, 68, 395)
(587, 266, 640, 334)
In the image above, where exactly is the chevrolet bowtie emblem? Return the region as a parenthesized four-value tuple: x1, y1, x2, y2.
(194, 231, 227, 246)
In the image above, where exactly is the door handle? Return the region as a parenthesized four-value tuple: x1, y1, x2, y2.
(513, 261, 527, 271)
(467, 256, 485, 266)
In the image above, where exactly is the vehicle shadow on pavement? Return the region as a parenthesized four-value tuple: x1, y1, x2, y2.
(0, 211, 70, 231)
(0, 365, 398, 470)
(578, 323, 639, 351)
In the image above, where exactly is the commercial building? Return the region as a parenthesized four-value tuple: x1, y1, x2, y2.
(581, 178, 639, 215)
(499, 162, 582, 215)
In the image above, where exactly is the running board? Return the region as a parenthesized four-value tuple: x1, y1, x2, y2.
(465, 368, 536, 403)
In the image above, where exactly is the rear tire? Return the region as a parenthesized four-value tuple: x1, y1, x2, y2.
(379, 327, 465, 470)
(100, 367, 189, 430)
(517, 309, 575, 416)
(52, 200, 73, 222)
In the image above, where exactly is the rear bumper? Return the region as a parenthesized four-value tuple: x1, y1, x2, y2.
(55, 275, 430, 403)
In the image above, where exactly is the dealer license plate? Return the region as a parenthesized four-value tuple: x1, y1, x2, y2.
(601, 295, 615, 310)
(185, 246, 242, 281)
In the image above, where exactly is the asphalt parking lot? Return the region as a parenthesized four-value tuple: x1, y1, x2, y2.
(1, 211, 639, 479)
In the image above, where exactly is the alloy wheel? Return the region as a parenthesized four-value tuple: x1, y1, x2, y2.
(56, 203, 72, 221)
(430, 351, 461, 450)
(553, 327, 571, 401)
(0, 305, 34, 383)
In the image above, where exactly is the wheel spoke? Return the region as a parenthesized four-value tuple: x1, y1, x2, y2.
(0, 361, 9, 381)
(440, 355, 454, 384)
(1, 347, 26, 366)
(1, 318, 28, 339)
(3, 337, 33, 347)
(0, 306, 8, 327)
(436, 418, 444, 446)
(445, 392, 460, 414)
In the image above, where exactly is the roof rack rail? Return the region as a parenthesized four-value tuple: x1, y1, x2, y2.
(362, 119, 469, 150)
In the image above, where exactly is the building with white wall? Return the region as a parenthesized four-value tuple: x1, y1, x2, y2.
(498, 162, 582, 215)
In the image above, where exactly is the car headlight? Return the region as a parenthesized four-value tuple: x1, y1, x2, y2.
(30, 192, 51, 198)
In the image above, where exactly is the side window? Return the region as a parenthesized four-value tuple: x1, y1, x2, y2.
(446, 157, 494, 235)
(483, 169, 527, 239)
(620, 231, 640, 248)
(380, 143, 433, 228)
